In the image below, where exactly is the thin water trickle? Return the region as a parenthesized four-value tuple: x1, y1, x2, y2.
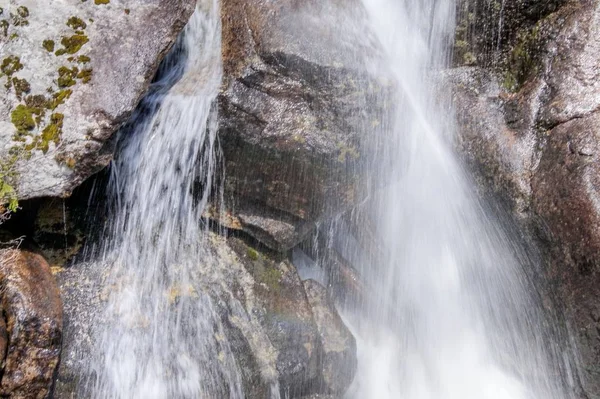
(85, 2, 244, 398)
(340, 1, 576, 398)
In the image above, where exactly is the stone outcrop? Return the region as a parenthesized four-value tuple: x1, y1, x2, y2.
(0, 0, 195, 207)
(303, 279, 356, 395)
(0, 249, 63, 398)
(56, 233, 357, 398)
(218, 0, 392, 250)
(448, 1, 600, 396)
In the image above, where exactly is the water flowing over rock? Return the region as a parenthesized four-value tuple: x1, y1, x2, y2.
(449, 1, 600, 396)
(0, 249, 62, 398)
(0, 0, 195, 204)
(218, 0, 392, 250)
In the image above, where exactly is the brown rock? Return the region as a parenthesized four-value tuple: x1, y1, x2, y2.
(0, 249, 63, 399)
(532, 112, 600, 396)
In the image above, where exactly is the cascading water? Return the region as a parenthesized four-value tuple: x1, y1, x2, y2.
(337, 0, 577, 398)
(84, 2, 245, 397)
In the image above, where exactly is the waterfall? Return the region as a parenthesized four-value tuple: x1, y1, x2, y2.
(84, 2, 245, 397)
(338, 0, 576, 398)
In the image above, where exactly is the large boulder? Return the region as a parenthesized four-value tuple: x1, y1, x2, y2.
(218, 0, 392, 250)
(0, 249, 63, 398)
(0, 0, 195, 206)
(447, 1, 600, 396)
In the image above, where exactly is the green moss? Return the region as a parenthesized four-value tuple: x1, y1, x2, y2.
(1, 55, 23, 76)
(57, 66, 78, 88)
(43, 39, 55, 52)
(503, 25, 541, 92)
(55, 34, 89, 56)
(11, 104, 36, 133)
(49, 89, 72, 109)
(0, 20, 8, 37)
(77, 68, 92, 83)
(94, 0, 110, 4)
(9, 32, 17, 40)
(12, 77, 30, 100)
(66, 16, 86, 30)
(247, 247, 259, 261)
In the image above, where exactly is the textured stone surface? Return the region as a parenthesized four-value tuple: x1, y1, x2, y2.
(56, 232, 357, 398)
(0, 0, 195, 204)
(448, 1, 600, 396)
(303, 279, 356, 395)
(219, 0, 391, 247)
(0, 249, 63, 398)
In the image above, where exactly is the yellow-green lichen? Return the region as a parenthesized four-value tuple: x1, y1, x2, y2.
(57, 66, 78, 87)
(77, 68, 92, 83)
(39, 113, 64, 153)
(0, 151, 19, 212)
(247, 247, 259, 261)
(76, 55, 90, 64)
(55, 34, 89, 56)
(66, 16, 86, 30)
(49, 89, 72, 109)
(94, 0, 110, 4)
(11, 104, 36, 133)
(43, 39, 55, 52)
(24, 113, 64, 154)
(1, 55, 23, 76)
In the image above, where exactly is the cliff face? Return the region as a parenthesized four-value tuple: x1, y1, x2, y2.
(450, 1, 600, 396)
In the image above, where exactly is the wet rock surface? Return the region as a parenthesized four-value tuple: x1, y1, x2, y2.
(303, 279, 356, 395)
(55, 231, 357, 399)
(0, 0, 195, 204)
(0, 249, 63, 398)
(448, 1, 600, 396)
(225, 238, 358, 398)
(218, 0, 392, 247)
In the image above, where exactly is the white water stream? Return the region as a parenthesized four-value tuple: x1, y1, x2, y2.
(79, 0, 579, 398)
(85, 2, 245, 398)
(342, 1, 575, 398)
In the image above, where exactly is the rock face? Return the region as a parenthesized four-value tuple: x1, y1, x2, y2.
(227, 237, 357, 398)
(56, 233, 357, 398)
(218, 0, 391, 250)
(0, 0, 195, 206)
(448, 1, 600, 396)
(0, 249, 63, 398)
(303, 279, 356, 395)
